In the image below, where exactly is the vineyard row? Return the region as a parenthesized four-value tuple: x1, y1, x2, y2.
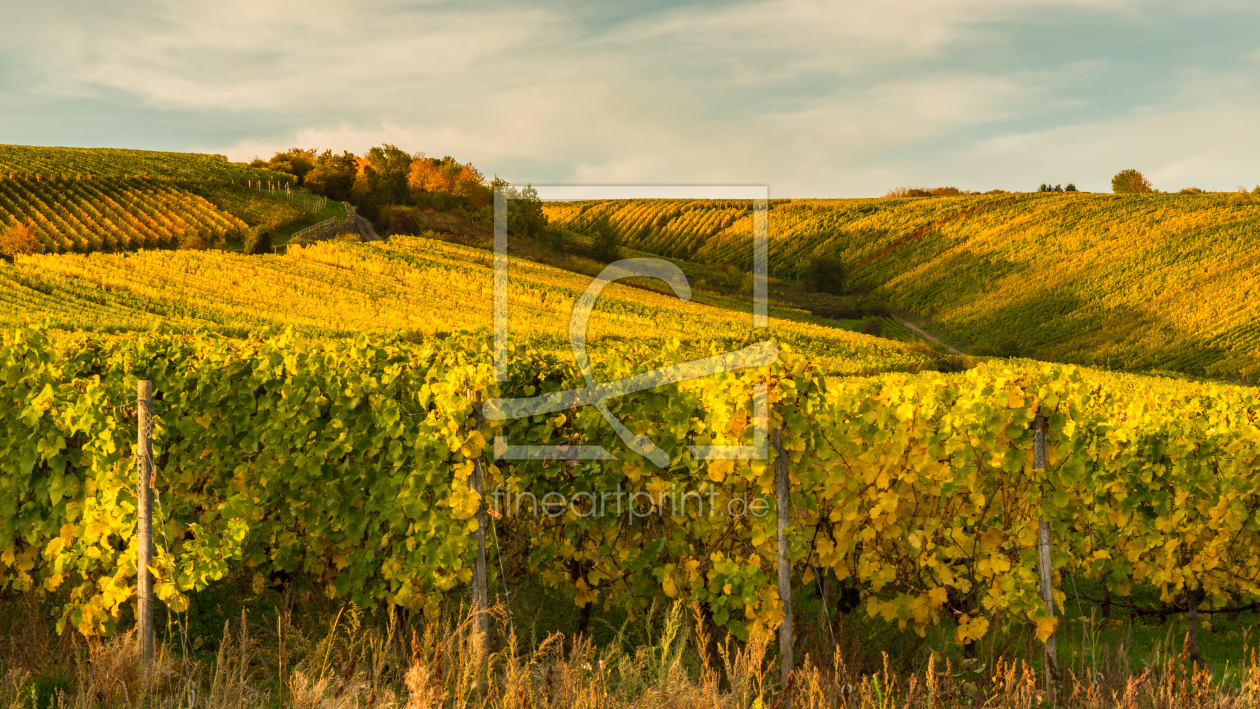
(1, 328, 1256, 647)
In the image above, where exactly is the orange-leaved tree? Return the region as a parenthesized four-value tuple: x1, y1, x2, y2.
(1111, 169, 1154, 194)
(0, 221, 42, 257)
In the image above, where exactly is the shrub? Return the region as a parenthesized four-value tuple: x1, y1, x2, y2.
(802, 255, 847, 295)
(885, 186, 975, 198)
(1112, 169, 1154, 194)
(805, 294, 887, 320)
(973, 337, 1022, 358)
(0, 221, 43, 258)
(861, 315, 883, 336)
(1180, 187, 1204, 194)
(1064, 184, 1077, 192)
(244, 228, 272, 255)
(390, 213, 415, 235)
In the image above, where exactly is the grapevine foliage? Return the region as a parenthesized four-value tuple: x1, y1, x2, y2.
(2, 328, 1258, 645)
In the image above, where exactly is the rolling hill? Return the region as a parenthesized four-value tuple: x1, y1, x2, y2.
(544, 193, 1260, 380)
(0, 145, 310, 255)
(0, 233, 931, 378)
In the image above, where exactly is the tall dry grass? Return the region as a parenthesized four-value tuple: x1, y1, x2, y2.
(2, 593, 1259, 709)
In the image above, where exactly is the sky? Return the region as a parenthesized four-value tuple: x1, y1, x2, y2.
(1, 0, 1259, 197)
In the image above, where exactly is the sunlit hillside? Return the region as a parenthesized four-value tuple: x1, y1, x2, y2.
(0, 234, 930, 378)
(545, 193, 1260, 379)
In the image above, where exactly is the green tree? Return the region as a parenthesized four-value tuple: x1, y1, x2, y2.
(304, 150, 358, 201)
(364, 144, 416, 206)
(493, 179, 548, 238)
(1112, 169, 1154, 194)
(802, 255, 847, 295)
(266, 148, 317, 185)
(587, 212, 620, 263)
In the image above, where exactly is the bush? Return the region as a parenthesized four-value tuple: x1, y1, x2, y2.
(1065, 183, 1077, 192)
(0, 221, 43, 258)
(1180, 187, 1204, 194)
(802, 255, 846, 295)
(389, 213, 415, 235)
(861, 315, 883, 336)
(884, 186, 976, 198)
(973, 337, 1022, 358)
(244, 228, 272, 255)
(1112, 169, 1154, 194)
(805, 294, 887, 320)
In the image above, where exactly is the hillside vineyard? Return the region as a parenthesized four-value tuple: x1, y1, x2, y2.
(0, 145, 302, 255)
(0, 236, 928, 378)
(545, 194, 1260, 379)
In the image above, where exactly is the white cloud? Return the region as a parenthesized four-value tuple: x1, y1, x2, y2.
(3, 0, 1258, 196)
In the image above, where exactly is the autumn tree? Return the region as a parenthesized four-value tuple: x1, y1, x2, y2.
(409, 156, 492, 211)
(0, 221, 42, 258)
(1112, 169, 1154, 194)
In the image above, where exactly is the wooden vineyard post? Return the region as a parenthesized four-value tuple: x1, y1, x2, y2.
(468, 390, 489, 697)
(1034, 414, 1058, 705)
(136, 380, 155, 668)
(774, 428, 793, 686)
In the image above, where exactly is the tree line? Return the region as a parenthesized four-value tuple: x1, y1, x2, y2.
(250, 146, 546, 238)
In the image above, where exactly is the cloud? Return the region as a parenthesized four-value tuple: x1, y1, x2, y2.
(2, 0, 1259, 196)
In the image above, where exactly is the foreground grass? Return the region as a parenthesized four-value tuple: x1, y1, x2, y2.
(3, 572, 1260, 709)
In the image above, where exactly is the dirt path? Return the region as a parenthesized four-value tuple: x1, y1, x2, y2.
(349, 206, 383, 242)
(891, 314, 963, 355)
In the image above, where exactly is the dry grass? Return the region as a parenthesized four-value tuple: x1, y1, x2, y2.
(2, 593, 1259, 709)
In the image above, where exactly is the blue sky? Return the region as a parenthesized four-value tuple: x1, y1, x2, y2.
(2, 0, 1258, 196)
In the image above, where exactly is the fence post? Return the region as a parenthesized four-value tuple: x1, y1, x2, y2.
(775, 427, 793, 687)
(136, 380, 155, 668)
(1034, 414, 1058, 704)
(468, 389, 489, 697)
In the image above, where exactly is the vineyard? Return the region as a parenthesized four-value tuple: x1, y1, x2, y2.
(544, 193, 1260, 380)
(0, 144, 293, 183)
(0, 235, 929, 377)
(0, 146, 318, 258)
(3, 173, 1260, 706)
(0, 176, 251, 253)
(1, 326, 1257, 667)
